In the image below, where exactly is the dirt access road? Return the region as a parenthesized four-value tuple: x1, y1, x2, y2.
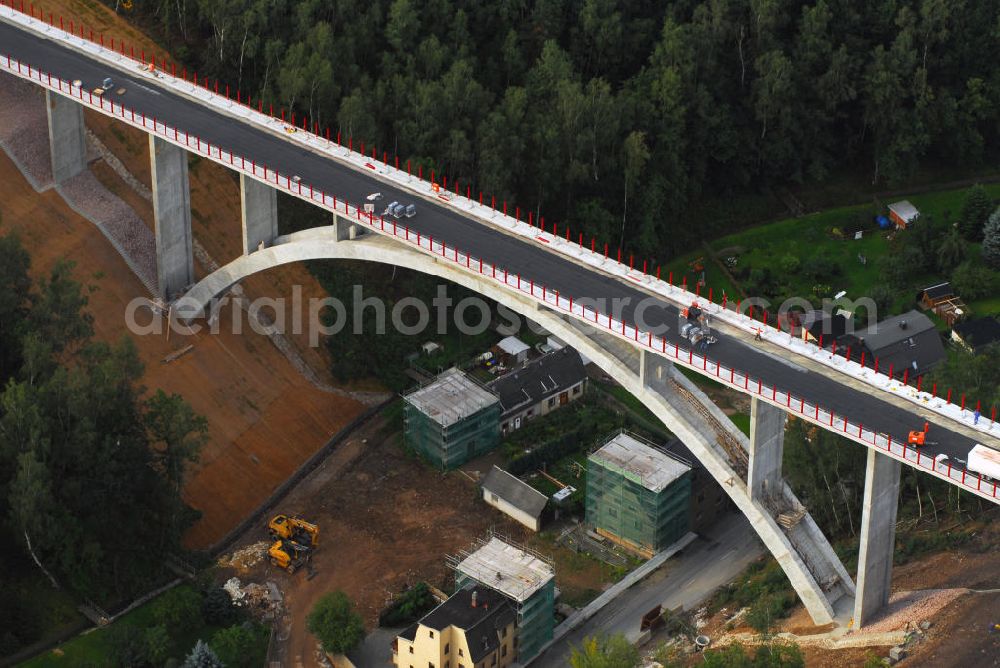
(219, 411, 528, 668)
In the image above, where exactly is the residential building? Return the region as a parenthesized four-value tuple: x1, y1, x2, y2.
(799, 309, 849, 345)
(493, 336, 530, 366)
(481, 466, 548, 531)
(452, 537, 556, 663)
(841, 310, 946, 376)
(488, 348, 587, 434)
(586, 431, 693, 558)
(661, 438, 732, 531)
(916, 282, 966, 326)
(887, 200, 920, 229)
(403, 368, 501, 470)
(952, 317, 1000, 354)
(392, 585, 516, 668)
(546, 335, 592, 365)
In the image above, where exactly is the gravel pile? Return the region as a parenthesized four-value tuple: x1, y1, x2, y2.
(0, 72, 54, 188)
(58, 169, 158, 294)
(859, 588, 966, 634)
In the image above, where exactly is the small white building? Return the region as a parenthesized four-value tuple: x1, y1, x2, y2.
(480, 466, 548, 531)
(888, 200, 920, 229)
(495, 335, 530, 365)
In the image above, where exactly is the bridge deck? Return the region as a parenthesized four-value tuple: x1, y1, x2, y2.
(2, 13, 998, 498)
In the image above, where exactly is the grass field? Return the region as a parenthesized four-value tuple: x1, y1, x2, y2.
(665, 183, 1000, 314)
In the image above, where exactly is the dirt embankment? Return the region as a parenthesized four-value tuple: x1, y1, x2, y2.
(0, 0, 374, 547)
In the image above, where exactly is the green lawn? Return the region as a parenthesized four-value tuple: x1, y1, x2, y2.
(666, 183, 1000, 310)
(729, 413, 751, 437)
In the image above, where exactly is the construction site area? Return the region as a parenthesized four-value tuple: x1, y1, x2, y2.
(214, 411, 528, 667)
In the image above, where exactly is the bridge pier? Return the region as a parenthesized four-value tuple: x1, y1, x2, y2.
(748, 398, 786, 501)
(240, 175, 278, 255)
(149, 136, 194, 300)
(332, 214, 358, 241)
(854, 449, 901, 628)
(45, 90, 87, 183)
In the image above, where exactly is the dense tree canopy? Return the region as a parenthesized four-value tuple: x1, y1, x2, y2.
(118, 0, 1000, 258)
(0, 232, 207, 605)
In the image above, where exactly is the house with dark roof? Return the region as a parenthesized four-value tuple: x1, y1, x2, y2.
(488, 348, 587, 434)
(841, 310, 945, 376)
(799, 310, 849, 345)
(952, 317, 1000, 354)
(481, 466, 548, 531)
(392, 584, 516, 668)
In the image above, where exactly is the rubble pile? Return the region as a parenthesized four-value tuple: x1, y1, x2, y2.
(223, 576, 284, 621)
(217, 541, 269, 572)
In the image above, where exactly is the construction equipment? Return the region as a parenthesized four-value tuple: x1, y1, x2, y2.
(680, 303, 717, 351)
(268, 515, 319, 550)
(967, 444, 1000, 482)
(907, 422, 936, 447)
(268, 540, 310, 574)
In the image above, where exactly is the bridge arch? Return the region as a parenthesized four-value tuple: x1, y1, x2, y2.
(177, 225, 854, 625)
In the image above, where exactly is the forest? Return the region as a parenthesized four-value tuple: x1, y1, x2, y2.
(118, 0, 1000, 258)
(0, 230, 207, 654)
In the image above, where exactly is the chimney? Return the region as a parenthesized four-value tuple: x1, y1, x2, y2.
(471, 590, 478, 608)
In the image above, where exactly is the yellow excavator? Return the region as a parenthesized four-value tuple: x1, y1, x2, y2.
(267, 515, 319, 573)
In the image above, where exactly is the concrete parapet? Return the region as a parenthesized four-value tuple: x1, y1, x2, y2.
(149, 135, 193, 300)
(240, 174, 277, 255)
(45, 90, 87, 183)
(854, 449, 901, 627)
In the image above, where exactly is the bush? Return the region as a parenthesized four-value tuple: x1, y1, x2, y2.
(379, 582, 437, 627)
(107, 623, 152, 667)
(201, 587, 241, 627)
(804, 254, 840, 282)
(307, 591, 365, 655)
(951, 261, 998, 301)
(211, 624, 268, 668)
(746, 594, 789, 635)
(778, 254, 800, 275)
(152, 586, 204, 635)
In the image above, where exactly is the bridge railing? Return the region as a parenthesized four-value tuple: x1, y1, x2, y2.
(3, 0, 997, 439)
(3, 49, 997, 505)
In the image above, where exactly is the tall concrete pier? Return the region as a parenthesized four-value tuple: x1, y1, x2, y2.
(149, 136, 194, 300)
(45, 90, 87, 183)
(240, 174, 278, 255)
(854, 449, 902, 627)
(748, 398, 787, 501)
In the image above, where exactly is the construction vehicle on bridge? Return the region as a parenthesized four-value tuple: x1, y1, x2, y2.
(680, 303, 717, 351)
(267, 515, 318, 573)
(968, 444, 1000, 482)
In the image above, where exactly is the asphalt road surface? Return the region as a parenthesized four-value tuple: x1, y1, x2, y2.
(532, 512, 763, 665)
(0, 20, 986, 466)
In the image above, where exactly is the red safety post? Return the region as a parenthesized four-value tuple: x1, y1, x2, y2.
(888, 363, 894, 379)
